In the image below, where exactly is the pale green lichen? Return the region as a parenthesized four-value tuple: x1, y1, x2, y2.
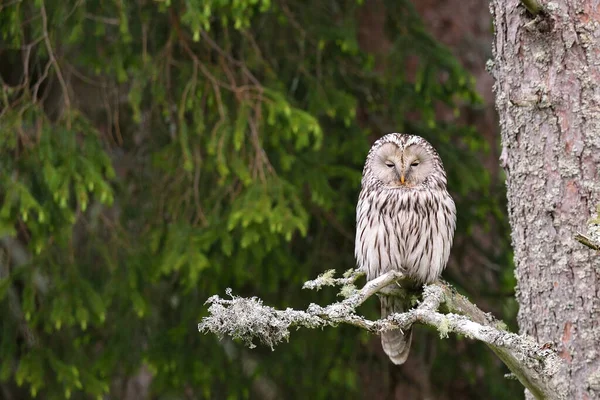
(409, 294, 420, 307)
(343, 268, 356, 278)
(302, 269, 336, 290)
(318, 269, 336, 284)
(339, 284, 357, 298)
(198, 289, 326, 349)
(303, 268, 365, 291)
(496, 320, 509, 331)
(438, 317, 450, 339)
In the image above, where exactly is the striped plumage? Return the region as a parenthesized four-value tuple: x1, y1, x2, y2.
(355, 133, 456, 365)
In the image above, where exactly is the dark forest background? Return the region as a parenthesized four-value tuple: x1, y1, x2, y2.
(0, 0, 521, 398)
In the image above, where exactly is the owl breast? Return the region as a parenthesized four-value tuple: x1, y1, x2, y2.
(355, 187, 456, 284)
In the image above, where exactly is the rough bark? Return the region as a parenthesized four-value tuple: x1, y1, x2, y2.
(490, 1, 600, 398)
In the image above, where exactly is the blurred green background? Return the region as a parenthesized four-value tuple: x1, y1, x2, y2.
(0, 0, 520, 399)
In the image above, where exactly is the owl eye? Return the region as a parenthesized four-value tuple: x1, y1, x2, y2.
(385, 161, 395, 168)
(410, 161, 420, 167)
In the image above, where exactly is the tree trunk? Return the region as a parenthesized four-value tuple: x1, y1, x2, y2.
(490, 0, 600, 398)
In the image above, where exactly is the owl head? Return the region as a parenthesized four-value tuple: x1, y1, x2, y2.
(362, 133, 447, 190)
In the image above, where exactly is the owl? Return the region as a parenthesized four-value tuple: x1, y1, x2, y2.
(355, 133, 456, 365)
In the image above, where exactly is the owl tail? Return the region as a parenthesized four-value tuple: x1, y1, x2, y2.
(379, 295, 412, 365)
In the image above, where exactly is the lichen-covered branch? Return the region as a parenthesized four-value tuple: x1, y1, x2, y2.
(302, 268, 365, 291)
(199, 269, 567, 399)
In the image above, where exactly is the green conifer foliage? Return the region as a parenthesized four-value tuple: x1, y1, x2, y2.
(0, 1, 517, 398)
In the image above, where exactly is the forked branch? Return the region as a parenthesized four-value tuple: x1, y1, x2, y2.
(199, 269, 567, 399)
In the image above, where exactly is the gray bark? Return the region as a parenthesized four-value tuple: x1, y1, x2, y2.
(490, 0, 600, 398)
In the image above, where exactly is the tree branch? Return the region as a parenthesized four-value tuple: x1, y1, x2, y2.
(520, 0, 543, 16)
(575, 205, 600, 250)
(575, 232, 600, 250)
(199, 269, 567, 400)
(0, 236, 49, 348)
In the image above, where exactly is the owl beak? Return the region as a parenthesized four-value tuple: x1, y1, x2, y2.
(400, 174, 405, 185)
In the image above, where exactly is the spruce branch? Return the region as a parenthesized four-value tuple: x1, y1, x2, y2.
(199, 269, 567, 400)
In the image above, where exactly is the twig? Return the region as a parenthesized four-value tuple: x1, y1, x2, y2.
(520, 0, 543, 16)
(302, 268, 365, 290)
(199, 30, 261, 88)
(83, 13, 120, 25)
(340, 270, 404, 308)
(575, 232, 600, 250)
(40, 0, 71, 126)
